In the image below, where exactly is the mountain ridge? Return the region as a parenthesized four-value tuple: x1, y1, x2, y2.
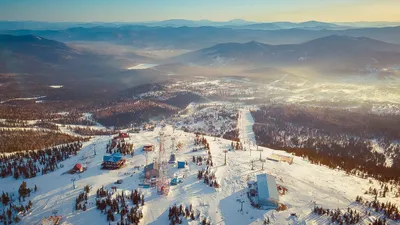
(173, 35, 400, 73)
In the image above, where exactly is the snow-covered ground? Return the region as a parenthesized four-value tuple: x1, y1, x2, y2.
(238, 109, 257, 147)
(173, 103, 238, 137)
(0, 96, 46, 104)
(49, 85, 63, 89)
(127, 64, 158, 70)
(370, 139, 394, 167)
(1, 121, 398, 225)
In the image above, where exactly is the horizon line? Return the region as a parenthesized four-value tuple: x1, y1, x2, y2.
(1, 19, 400, 24)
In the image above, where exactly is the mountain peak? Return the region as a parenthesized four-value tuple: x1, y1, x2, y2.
(303, 35, 391, 45)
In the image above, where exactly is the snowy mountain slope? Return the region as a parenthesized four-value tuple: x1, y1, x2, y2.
(238, 109, 257, 147)
(0, 120, 398, 225)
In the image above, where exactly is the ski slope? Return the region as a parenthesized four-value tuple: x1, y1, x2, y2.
(0, 126, 398, 225)
(238, 108, 257, 148)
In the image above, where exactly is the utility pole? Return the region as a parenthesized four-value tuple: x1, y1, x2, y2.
(261, 159, 266, 170)
(145, 151, 148, 166)
(223, 150, 228, 165)
(93, 143, 96, 156)
(171, 137, 175, 152)
(257, 148, 263, 161)
(71, 178, 76, 189)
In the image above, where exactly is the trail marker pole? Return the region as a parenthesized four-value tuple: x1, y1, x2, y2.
(223, 150, 228, 165)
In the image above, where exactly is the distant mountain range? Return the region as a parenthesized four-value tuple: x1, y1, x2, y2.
(2, 33, 400, 80)
(3, 26, 400, 50)
(1, 20, 400, 31)
(0, 34, 73, 63)
(0, 34, 81, 74)
(0, 34, 124, 84)
(174, 35, 400, 73)
(138, 19, 254, 27)
(226, 21, 349, 30)
(138, 20, 350, 30)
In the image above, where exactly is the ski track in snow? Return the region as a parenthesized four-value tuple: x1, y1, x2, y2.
(238, 108, 257, 147)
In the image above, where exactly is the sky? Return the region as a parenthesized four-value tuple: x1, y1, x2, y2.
(0, 0, 399, 22)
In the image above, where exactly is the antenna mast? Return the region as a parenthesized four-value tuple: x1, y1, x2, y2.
(157, 127, 169, 195)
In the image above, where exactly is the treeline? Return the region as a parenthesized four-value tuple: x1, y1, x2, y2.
(355, 196, 399, 222)
(272, 146, 399, 183)
(313, 206, 361, 224)
(0, 182, 36, 225)
(251, 105, 400, 168)
(364, 183, 400, 198)
(107, 141, 134, 156)
(75, 185, 90, 211)
(71, 127, 117, 136)
(177, 106, 237, 138)
(168, 204, 211, 225)
(251, 106, 400, 182)
(197, 168, 220, 188)
(35, 121, 59, 130)
(0, 102, 58, 120)
(0, 98, 100, 121)
(0, 119, 30, 128)
(93, 100, 178, 128)
(222, 129, 239, 141)
(252, 104, 400, 140)
(95, 186, 144, 225)
(0, 142, 83, 179)
(0, 129, 86, 153)
(56, 112, 96, 126)
(0, 119, 59, 130)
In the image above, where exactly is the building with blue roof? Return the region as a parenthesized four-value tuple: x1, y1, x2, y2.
(102, 153, 126, 169)
(256, 173, 279, 208)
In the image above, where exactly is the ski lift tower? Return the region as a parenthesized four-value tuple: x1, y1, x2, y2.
(256, 147, 263, 161)
(157, 129, 170, 196)
(171, 136, 175, 152)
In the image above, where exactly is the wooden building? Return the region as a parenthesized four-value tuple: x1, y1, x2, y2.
(267, 153, 294, 165)
(143, 145, 154, 152)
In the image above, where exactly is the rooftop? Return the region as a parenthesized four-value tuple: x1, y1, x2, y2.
(256, 173, 279, 201)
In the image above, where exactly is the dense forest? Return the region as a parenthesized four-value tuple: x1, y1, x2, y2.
(0, 129, 87, 153)
(251, 104, 400, 182)
(0, 142, 84, 179)
(93, 100, 178, 128)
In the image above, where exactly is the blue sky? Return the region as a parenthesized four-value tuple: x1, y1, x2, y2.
(0, 0, 399, 22)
